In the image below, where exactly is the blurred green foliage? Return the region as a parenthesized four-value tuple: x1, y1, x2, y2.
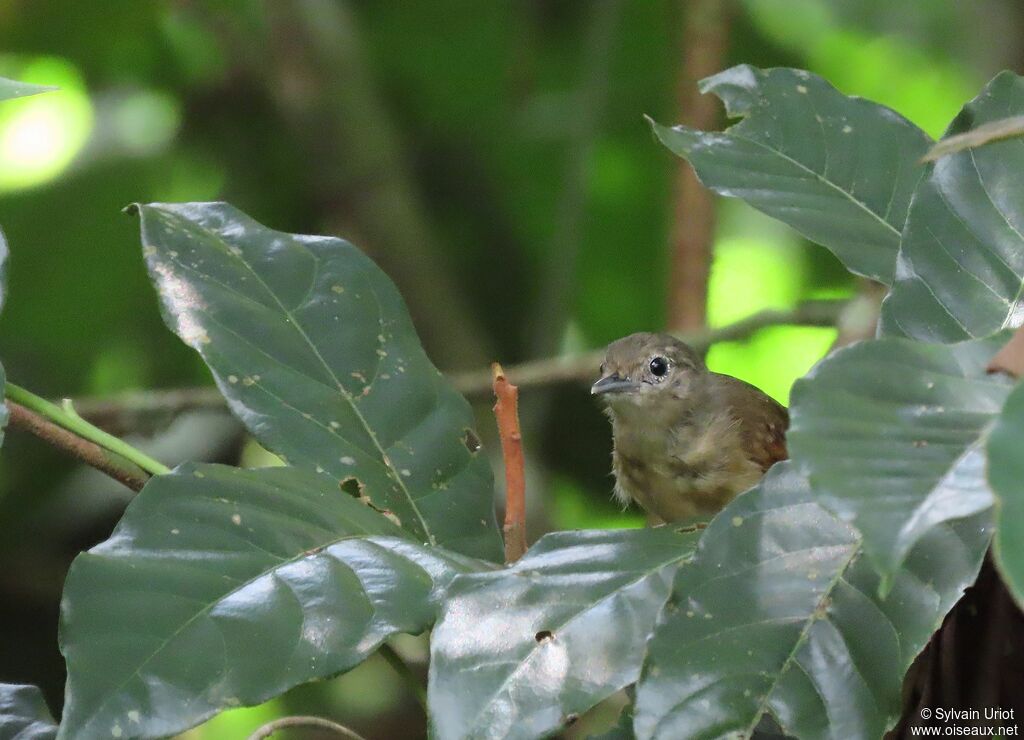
(0, 0, 1017, 737)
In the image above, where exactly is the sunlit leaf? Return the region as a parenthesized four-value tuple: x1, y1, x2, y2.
(132, 202, 502, 561)
(633, 463, 989, 739)
(651, 65, 931, 284)
(788, 334, 1011, 580)
(59, 463, 490, 740)
(881, 72, 1024, 342)
(428, 528, 699, 740)
(0, 683, 58, 740)
(987, 380, 1024, 608)
(0, 76, 56, 102)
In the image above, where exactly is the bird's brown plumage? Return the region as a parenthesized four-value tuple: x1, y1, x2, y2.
(593, 332, 788, 523)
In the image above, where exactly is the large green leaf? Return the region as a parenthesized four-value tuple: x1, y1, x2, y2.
(651, 65, 931, 284)
(59, 463, 489, 740)
(132, 202, 501, 561)
(633, 463, 989, 740)
(0, 227, 8, 446)
(987, 379, 1024, 608)
(788, 334, 1011, 581)
(428, 528, 699, 740)
(0, 76, 56, 102)
(0, 683, 58, 740)
(881, 72, 1024, 342)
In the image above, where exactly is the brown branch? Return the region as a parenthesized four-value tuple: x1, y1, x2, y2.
(666, 0, 731, 331)
(6, 401, 149, 492)
(246, 715, 368, 740)
(988, 324, 1024, 378)
(492, 363, 527, 564)
(454, 298, 846, 397)
(64, 299, 847, 425)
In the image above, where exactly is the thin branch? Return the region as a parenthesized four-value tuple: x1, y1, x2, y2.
(62, 299, 847, 422)
(377, 642, 427, 711)
(246, 715, 368, 740)
(5, 382, 170, 476)
(666, 0, 731, 331)
(492, 363, 527, 564)
(454, 298, 846, 397)
(921, 116, 1024, 163)
(5, 401, 150, 492)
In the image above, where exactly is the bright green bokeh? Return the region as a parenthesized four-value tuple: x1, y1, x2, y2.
(0, 56, 93, 191)
(704, 213, 840, 405)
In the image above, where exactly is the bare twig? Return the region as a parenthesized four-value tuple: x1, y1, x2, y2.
(6, 401, 150, 492)
(921, 116, 1024, 163)
(666, 0, 731, 331)
(454, 298, 846, 397)
(378, 642, 427, 710)
(988, 325, 1024, 378)
(246, 715, 368, 740)
(64, 299, 847, 422)
(492, 363, 527, 564)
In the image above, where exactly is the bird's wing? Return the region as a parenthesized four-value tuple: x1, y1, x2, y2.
(714, 374, 790, 471)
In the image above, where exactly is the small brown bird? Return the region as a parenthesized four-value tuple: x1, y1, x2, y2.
(593, 332, 788, 523)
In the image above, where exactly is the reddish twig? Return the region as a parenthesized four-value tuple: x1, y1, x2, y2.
(6, 401, 150, 491)
(666, 0, 731, 331)
(492, 363, 527, 564)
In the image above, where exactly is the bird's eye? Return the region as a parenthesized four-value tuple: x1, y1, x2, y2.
(649, 356, 669, 377)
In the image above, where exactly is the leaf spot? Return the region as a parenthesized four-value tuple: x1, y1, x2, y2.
(796, 84, 808, 94)
(913, 440, 927, 448)
(231, 514, 242, 525)
(330, 421, 340, 429)
(842, 124, 853, 134)
(463, 428, 482, 454)
(128, 711, 140, 724)
(731, 516, 744, 527)
(401, 469, 412, 477)
(703, 613, 713, 620)
(112, 724, 123, 737)
(331, 284, 344, 293)
(686, 610, 695, 618)
(535, 630, 554, 643)
(228, 375, 239, 384)
(193, 470, 205, 478)
(340, 456, 356, 465)
(564, 713, 579, 727)
(170, 528, 180, 535)
(242, 376, 255, 386)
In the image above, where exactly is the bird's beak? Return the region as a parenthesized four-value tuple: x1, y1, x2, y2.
(591, 374, 641, 396)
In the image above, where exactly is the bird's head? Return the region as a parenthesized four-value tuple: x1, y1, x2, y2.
(591, 332, 706, 410)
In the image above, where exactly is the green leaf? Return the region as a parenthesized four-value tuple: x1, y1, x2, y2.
(987, 379, 1024, 608)
(650, 65, 931, 284)
(59, 463, 489, 740)
(0, 683, 58, 740)
(633, 463, 990, 740)
(428, 528, 700, 740)
(881, 72, 1024, 342)
(132, 202, 501, 561)
(0, 227, 8, 446)
(788, 334, 1011, 580)
(0, 76, 56, 102)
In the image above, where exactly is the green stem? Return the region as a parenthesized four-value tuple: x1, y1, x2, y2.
(378, 642, 427, 710)
(5, 382, 171, 476)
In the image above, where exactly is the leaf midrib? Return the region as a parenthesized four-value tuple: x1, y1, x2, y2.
(149, 207, 434, 542)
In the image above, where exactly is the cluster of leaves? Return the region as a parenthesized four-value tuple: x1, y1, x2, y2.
(3, 64, 1024, 739)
